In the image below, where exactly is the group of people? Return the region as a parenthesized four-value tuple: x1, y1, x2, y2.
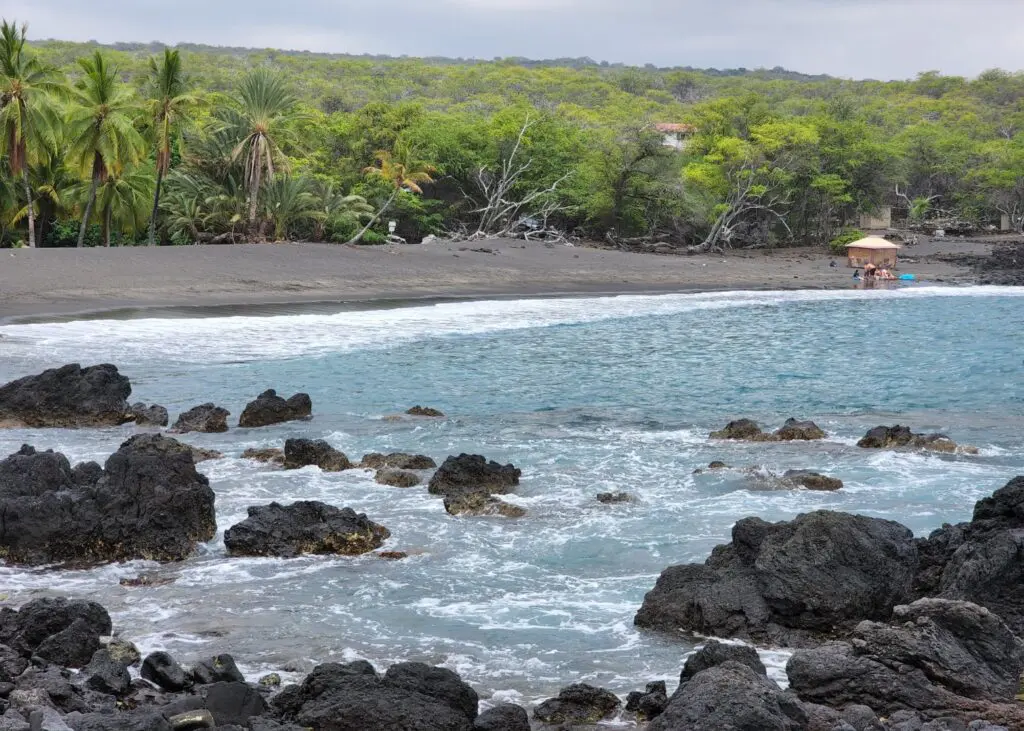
(853, 263, 896, 281)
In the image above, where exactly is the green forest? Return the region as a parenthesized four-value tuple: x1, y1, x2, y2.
(3, 20, 1024, 249)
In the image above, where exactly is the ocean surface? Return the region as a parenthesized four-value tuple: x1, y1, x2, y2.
(1, 286, 1023, 715)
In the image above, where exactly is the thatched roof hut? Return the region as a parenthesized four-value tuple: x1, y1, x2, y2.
(844, 236, 901, 268)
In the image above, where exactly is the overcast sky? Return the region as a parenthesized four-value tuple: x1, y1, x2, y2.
(6, 0, 1023, 80)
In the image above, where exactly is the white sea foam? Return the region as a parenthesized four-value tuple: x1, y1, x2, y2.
(3, 286, 1022, 368)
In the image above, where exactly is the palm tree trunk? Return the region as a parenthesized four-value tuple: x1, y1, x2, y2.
(247, 154, 262, 238)
(345, 189, 398, 246)
(77, 175, 100, 248)
(104, 205, 112, 247)
(21, 167, 36, 248)
(148, 164, 165, 246)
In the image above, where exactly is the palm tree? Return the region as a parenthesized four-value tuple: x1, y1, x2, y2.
(263, 175, 320, 240)
(215, 68, 299, 237)
(94, 166, 154, 246)
(145, 48, 196, 246)
(0, 20, 61, 247)
(345, 149, 434, 245)
(65, 51, 145, 247)
(310, 179, 372, 241)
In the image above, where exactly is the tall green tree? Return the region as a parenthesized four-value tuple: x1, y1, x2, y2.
(145, 48, 196, 246)
(0, 20, 61, 247)
(215, 68, 299, 237)
(65, 51, 145, 247)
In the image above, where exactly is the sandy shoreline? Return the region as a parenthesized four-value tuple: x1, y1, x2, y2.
(0, 238, 986, 322)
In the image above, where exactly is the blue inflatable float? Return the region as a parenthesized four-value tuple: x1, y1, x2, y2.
(899, 273, 916, 281)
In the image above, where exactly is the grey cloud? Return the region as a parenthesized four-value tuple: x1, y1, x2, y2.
(8, 0, 1024, 79)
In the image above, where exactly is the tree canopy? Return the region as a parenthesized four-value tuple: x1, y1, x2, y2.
(2, 30, 1024, 248)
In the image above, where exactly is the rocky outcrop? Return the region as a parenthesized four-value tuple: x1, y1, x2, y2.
(710, 418, 764, 440)
(273, 660, 479, 730)
(129, 402, 168, 427)
(0, 598, 111, 669)
(857, 425, 977, 454)
(0, 363, 132, 428)
(650, 661, 807, 731)
(0, 596, 504, 731)
(681, 639, 767, 683)
(242, 447, 285, 465)
(428, 454, 524, 519)
(473, 703, 529, 731)
(787, 599, 1024, 726)
(238, 389, 312, 428)
(224, 501, 390, 558)
(170, 403, 230, 434)
(710, 418, 827, 442)
(375, 468, 421, 487)
(428, 454, 521, 497)
(0, 435, 216, 565)
(141, 651, 193, 692)
(283, 438, 351, 471)
(406, 406, 445, 417)
(625, 681, 669, 722)
(533, 683, 621, 725)
(634, 510, 918, 646)
(773, 419, 827, 441)
(915, 476, 1024, 635)
(361, 452, 437, 470)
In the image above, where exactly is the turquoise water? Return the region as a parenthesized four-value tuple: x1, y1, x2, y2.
(0, 287, 1022, 709)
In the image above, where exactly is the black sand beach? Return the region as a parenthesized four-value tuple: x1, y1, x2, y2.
(0, 238, 987, 321)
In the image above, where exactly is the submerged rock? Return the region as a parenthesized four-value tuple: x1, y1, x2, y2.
(443, 491, 526, 518)
(428, 454, 521, 497)
(781, 470, 843, 491)
(375, 468, 421, 487)
(224, 501, 390, 558)
(533, 683, 621, 725)
(238, 389, 312, 428)
(597, 492, 633, 503)
(361, 452, 437, 470)
(242, 447, 285, 465)
(406, 405, 445, 417)
(625, 681, 669, 721)
(129, 402, 168, 427)
(634, 509, 918, 646)
(0, 435, 217, 565)
(283, 439, 351, 471)
(0, 363, 132, 428)
(185, 444, 224, 464)
(170, 403, 230, 434)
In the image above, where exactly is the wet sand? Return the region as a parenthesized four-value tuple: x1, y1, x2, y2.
(0, 239, 982, 321)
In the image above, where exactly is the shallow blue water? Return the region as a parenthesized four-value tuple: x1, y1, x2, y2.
(0, 287, 1022, 711)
